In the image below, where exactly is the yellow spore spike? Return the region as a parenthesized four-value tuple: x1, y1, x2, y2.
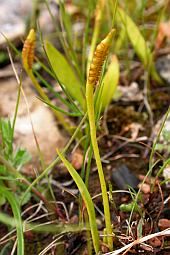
(22, 29, 36, 70)
(88, 29, 115, 86)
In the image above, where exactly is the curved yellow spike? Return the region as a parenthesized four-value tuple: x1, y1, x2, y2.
(88, 29, 115, 86)
(22, 29, 36, 70)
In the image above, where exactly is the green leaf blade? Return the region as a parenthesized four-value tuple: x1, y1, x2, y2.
(45, 41, 85, 107)
(57, 150, 100, 254)
(117, 7, 162, 83)
(117, 7, 150, 67)
(0, 186, 24, 255)
(97, 55, 119, 111)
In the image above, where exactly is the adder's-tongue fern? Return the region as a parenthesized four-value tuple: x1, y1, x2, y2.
(88, 29, 115, 86)
(86, 29, 115, 251)
(22, 29, 71, 134)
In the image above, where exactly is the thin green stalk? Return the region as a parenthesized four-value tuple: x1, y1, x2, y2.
(37, 96, 82, 117)
(4, 80, 21, 161)
(22, 29, 72, 134)
(34, 70, 83, 115)
(156, 158, 170, 180)
(30, 0, 40, 29)
(82, 5, 92, 80)
(59, 3, 83, 82)
(35, 56, 56, 78)
(11, 80, 21, 142)
(86, 81, 113, 250)
(45, 0, 82, 82)
(0, 212, 87, 234)
(79, 131, 91, 224)
(87, 0, 105, 74)
(85, 145, 93, 187)
(110, 0, 118, 27)
(149, 107, 170, 170)
(0, 153, 21, 178)
(127, 159, 160, 236)
(84, 210, 93, 255)
(80, 126, 90, 180)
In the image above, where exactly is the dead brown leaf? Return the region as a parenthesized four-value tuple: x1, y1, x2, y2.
(155, 21, 170, 50)
(71, 148, 84, 170)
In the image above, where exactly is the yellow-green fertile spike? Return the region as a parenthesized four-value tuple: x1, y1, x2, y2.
(22, 29, 72, 134)
(88, 29, 115, 87)
(22, 29, 36, 70)
(101, 28, 115, 47)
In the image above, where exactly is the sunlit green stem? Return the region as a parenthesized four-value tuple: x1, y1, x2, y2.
(86, 81, 113, 250)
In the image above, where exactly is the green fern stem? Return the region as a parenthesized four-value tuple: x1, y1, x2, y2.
(86, 81, 113, 251)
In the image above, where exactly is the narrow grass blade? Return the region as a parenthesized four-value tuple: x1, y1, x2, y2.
(45, 41, 85, 107)
(59, 2, 73, 49)
(37, 97, 82, 117)
(0, 186, 24, 255)
(34, 70, 82, 114)
(116, 7, 162, 83)
(87, 0, 105, 73)
(0, 212, 87, 234)
(57, 150, 100, 254)
(117, 7, 150, 67)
